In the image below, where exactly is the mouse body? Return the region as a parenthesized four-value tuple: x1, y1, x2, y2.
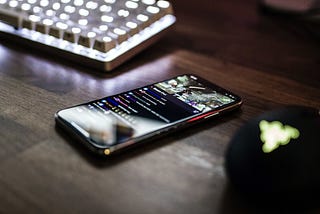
(225, 105, 320, 206)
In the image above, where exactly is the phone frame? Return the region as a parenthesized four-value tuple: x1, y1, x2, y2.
(55, 74, 242, 156)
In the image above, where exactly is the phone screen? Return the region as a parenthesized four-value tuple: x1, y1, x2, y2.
(55, 74, 242, 155)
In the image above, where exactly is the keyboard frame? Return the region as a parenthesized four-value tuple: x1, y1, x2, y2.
(0, 14, 176, 71)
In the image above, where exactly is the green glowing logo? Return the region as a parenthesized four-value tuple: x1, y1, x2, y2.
(259, 120, 300, 153)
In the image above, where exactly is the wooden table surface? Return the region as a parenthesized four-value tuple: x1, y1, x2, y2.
(0, 0, 319, 213)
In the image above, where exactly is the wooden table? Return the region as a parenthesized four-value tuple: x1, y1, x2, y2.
(0, 0, 319, 213)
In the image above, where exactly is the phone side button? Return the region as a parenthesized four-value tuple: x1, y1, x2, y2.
(204, 112, 219, 119)
(187, 112, 219, 123)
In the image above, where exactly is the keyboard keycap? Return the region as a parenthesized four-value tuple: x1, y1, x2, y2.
(0, 9, 20, 28)
(93, 35, 116, 52)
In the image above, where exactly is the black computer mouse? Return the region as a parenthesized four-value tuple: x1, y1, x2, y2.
(225, 105, 320, 207)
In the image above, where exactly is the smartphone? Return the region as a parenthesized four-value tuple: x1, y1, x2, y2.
(55, 74, 242, 156)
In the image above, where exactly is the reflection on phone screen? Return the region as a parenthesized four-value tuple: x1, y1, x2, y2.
(58, 75, 237, 148)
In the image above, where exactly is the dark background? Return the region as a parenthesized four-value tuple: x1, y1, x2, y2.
(0, 0, 319, 213)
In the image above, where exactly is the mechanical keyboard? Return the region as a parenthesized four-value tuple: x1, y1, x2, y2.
(0, 0, 176, 71)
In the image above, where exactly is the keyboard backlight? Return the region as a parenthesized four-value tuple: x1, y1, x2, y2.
(64, 5, 75, 13)
(87, 31, 96, 38)
(78, 19, 88, 26)
(72, 27, 81, 34)
(40, 0, 49, 7)
(56, 22, 67, 30)
(137, 14, 148, 22)
(118, 9, 129, 17)
(126, 21, 137, 29)
(79, 8, 89, 16)
(101, 15, 113, 23)
(29, 15, 40, 22)
(142, 0, 155, 5)
(52, 3, 60, 10)
(43, 19, 53, 26)
(157, 0, 170, 8)
(147, 6, 160, 14)
(21, 3, 31, 10)
(74, 0, 84, 7)
(125, 1, 138, 9)
(99, 25, 108, 31)
(27, 0, 36, 4)
(9, 0, 18, 8)
(86, 1, 98, 10)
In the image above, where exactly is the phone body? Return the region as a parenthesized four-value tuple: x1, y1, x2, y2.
(55, 74, 242, 156)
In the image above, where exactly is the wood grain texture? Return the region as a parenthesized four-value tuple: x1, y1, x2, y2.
(0, 0, 319, 213)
